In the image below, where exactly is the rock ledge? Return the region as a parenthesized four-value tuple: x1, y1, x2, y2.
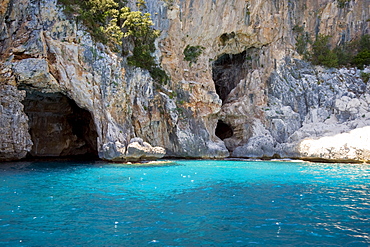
(101, 138, 166, 162)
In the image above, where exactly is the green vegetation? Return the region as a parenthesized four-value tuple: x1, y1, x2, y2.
(310, 35, 338, 68)
(351, 35, 370, 69)
(361, 72, 370, 83)
(292, 25, 304, 33)
(337, 0, 351, 8)
(136, 0, 147, 10)
(163, 0, 175, 6)
(183, 45, 205, 65)
(58, 0, 124, 47)
(353, 50, 370, 69)
(121, 6, 168, 83)
(58, 0, 169, 84)
(294, 26, 370, 69)
(293, 25, 310, 59)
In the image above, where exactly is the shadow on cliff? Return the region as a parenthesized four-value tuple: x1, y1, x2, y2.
(20, 89, 99, 160)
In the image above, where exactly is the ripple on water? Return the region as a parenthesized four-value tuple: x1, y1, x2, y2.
(0, 160, 369, 246)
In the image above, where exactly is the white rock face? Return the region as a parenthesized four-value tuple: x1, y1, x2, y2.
(231, 63, 370, 162)
(299, 126, 370, 162)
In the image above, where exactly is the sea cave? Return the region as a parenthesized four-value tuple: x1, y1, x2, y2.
(212, 51, 249, 104)
(22, 90, 98, 159)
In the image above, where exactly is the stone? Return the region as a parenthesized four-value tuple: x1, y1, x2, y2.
(100, 138, 166, 162)
(101, 141, 127, 161)
(298, 126, 370, 162)
(0, 85, 32, 161)
(126, 139, 166, 162)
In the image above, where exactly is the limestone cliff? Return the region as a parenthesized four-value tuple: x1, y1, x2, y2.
(0, 0, 369, 162)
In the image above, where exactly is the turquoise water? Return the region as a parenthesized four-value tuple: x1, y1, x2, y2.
(0, 160, 369, 246)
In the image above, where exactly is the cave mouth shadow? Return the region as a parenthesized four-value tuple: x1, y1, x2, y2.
(21, 90, 98, 159)
(212, 51, 249, 104)
(215, 120, 233, 140)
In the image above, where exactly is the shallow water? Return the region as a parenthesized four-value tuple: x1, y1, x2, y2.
(0, 159, 369, 246)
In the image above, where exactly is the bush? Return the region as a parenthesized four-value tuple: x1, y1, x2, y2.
(348, 35, 370, 68)
(184, 45, 204, 65)
(58, 0, 169, 84)
(353, 50, 370, 69)
(58, 0, 123, 47)
(361, 72, 370, 83)
(296, 33, 311, 59)
(307, 34, 370, 69)
(296, 27, 369, 69)
(337, 0, 350, 8)
(310, 35, 338, 67)
(333, 45, 353, 66)
(349, 35, 370, 68)
(293, 25, 311, 59)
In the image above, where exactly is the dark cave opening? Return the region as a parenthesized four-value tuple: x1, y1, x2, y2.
(22, 90, 98, 159)
(212, 51, 249, 104)
(215, 120, 233, 140)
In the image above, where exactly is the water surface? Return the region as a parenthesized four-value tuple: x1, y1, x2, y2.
(0, 160, 369, 246)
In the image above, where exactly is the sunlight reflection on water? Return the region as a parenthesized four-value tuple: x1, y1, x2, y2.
(0, 160, 369, 246)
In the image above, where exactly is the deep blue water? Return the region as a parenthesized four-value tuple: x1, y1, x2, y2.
(0, 159, 369, 246)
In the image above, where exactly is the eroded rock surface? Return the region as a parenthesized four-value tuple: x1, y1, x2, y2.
(22, 91, 98, 157)
(0, 85, 32, 161)
(102, 138, 165, 162)
(0, 0, 369, 162)
(231, 62, 370, 162)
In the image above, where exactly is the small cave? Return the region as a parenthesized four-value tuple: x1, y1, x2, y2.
(215, 120, 233, 140)
(22, 90, 98, 159)
(212, 51, 249, 104)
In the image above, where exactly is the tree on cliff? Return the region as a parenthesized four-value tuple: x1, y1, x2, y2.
(58, 0, 168, 83)
(310, 35, 338, 68)
(307, 34, 370, 69)
(58, 0, 158, 48)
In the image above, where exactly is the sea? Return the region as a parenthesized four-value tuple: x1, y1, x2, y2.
(0, 159, 369, 246)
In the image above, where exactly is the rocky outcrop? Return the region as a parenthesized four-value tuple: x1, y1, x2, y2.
(0, 0, 168, 161)
(0, 85, 32, 161)
(231, 62, 370, 162)
(0, 0, 228, 161)
(0, 0, 369, 162)
(102, 138, 166, 162)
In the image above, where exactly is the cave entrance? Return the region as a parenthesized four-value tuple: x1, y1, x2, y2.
(215, 120, 233, 140)
(212, 51, 249, 104)
(22, 91, 98, 159)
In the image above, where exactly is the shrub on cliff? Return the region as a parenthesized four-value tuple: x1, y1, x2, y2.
(58, 0, 168, 84)
(334, 35, 370, 68)
(353, 50, 370, 69)
(310, 35, 338, 68)
(293, 25, 311, 59)
(302, 33, 370, 69)
(337, 0, 351, 8)
(183, 45, 205, 66)
(351, 35, 370, 69)
(58, 0, 123, 47)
